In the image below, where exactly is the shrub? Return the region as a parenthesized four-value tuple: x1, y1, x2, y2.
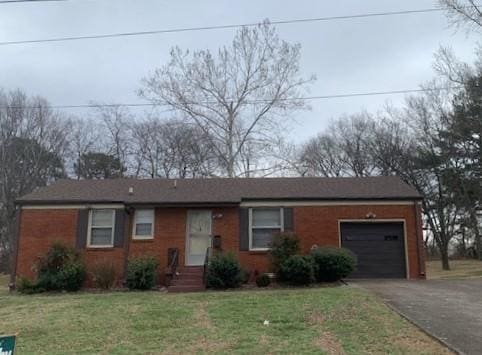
(278, 255, 315, 286)
(240, 268, 251, 284)
(311, 247, 357, 282)
(126, 256, 159, 290)
(91, 260, 117, 290)
(268, 232, 300, 272)
(255, 274, 271, 287)
(16, 277, 44, 294)
(36, 242, 86, 292)
(206, 252, 242, 289)
(57, 261, 86, 291)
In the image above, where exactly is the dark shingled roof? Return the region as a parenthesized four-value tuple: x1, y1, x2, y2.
(17, 176, 422, 205)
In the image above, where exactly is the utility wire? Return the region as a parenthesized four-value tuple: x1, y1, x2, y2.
(0, 0, 68, 3)
(0, 86, 465, 109)
(0, 6, 478, 46)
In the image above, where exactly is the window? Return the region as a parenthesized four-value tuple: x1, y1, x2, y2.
(88, 209, 115, 247)
(249, 208, 284, 250)
(133, 209, 154, 240)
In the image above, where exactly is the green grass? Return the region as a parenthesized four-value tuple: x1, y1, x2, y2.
(0, 285, 449, 354)
(0, 274, 8, 290)
(427, 259, 482, 279)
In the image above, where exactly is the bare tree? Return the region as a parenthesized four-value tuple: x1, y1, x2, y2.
(299, 133, 345, 177)
(369, 84, 463, 270)
(331, 113, 376, 177)
(299, 113, 376, 177)
(0, 89, 68, 272)
(432, 47, 482, 259)
(67, 117, 102, 179)
(139, 22, 315, 177)
(94, 105, 133, 176)
(439, 0, 482, 31)
(131, 118, 217, 178)
(369, 115, 417, 176)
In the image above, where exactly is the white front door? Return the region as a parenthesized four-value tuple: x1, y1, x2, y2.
(186, 210, 212, 266)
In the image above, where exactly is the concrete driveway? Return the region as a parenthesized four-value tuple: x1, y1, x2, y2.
(353, 279, 482, 355)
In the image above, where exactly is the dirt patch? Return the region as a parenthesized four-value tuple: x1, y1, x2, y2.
(314, 332, 345, 355)
(306, 310, 325, 325)
(307, 311, 345, 355)
(192, 301, 214, 330)
(391, 331, 453, 354)
(178, 301, 233, 354)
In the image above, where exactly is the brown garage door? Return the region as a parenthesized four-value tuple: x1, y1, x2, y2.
(340, 222, 406, 278)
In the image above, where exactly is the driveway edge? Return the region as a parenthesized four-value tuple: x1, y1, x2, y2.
(383, 302, 464, 355)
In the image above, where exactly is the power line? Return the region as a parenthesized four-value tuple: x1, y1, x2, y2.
(0, 6, 475, 46)
(0, 0, 68, 3)
(0, 86, 464, 109)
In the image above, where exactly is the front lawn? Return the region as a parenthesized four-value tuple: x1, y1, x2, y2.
(0, 273, 8, 289)
(427, 259, 482, 279)
(0, 284, 449, 354)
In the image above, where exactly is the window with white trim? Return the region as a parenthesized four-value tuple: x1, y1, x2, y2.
(249, 208, 284, 250)
(88, 209, 115, 247)
(133, 209, 154, 240)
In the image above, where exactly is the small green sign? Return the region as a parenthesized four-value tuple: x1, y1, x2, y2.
(0, 335, 16, 355)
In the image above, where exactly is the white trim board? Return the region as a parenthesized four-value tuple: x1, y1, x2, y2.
(240, 200, 416, 207)
(21, 204, 125, 210)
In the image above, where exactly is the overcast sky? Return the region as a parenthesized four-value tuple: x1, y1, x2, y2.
(0, 0, 479, 142)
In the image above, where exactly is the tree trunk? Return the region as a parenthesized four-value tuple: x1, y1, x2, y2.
(440, 246, 450, 270)
(468, 209, 482, 260)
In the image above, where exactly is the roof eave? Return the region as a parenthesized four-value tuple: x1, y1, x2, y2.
(240, 196, 423, 202)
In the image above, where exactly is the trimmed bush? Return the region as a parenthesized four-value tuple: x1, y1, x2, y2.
(206, 252, 242, 289)
(255, 274, 271, 287)
(278, 255, 315, 286)
(268, 232, 300, 272)
(311, 247, 356, 282)
(16, 277, 44, 294)
(91, 260, 117, 290)
(240, 268, 251, 284)
(126, 256, 159, 290)
(36, 242, 86, 292)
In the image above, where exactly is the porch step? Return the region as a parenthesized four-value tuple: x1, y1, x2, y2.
(177, 266, 203, 273)
(170, 278, 203, 286)
(168, 266, 205, 293)
(168, 285, 205, 293)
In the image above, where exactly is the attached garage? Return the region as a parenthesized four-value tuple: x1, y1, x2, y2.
(340, 222, 407, 279)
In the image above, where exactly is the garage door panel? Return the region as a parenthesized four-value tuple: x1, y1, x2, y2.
(341, 222, 406, 278)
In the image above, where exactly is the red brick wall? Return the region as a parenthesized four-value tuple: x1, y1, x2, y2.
(226, 204, 422, 279)
(15, 203, 424, 286)
(292, 205, 422, 279)
(82, 249, 126, 288)
(16, 209, 78, 279)
(15, 209, 126, 287)
(128, 208, 187, 284)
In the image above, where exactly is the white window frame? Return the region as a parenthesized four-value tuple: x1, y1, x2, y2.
(132, 209, 155, 240)
(87, 209, 115, 248)
(248, 207, 284, 251)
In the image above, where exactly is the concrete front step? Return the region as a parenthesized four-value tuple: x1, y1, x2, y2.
(168, 266, 205, 292)
(172, 276, 203, 283)
(170, 279, 204, 287)
(176, 272, 203, 278)
(168, 285, 205, 293)
(177, 266, 203, 272)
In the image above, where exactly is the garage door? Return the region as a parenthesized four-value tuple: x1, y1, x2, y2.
(340, 222, 406, 278)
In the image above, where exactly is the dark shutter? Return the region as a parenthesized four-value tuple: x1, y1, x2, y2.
(239, 208, 249, 251)
(114, 209, 126, 248)
(283, 208, 294, 231)
(76, 209, 89, 250)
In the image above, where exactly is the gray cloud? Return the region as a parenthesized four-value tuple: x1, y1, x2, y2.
(0, 0, 478, 141)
